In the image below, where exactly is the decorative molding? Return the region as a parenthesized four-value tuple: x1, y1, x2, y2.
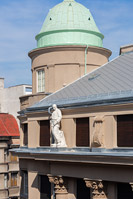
(92, 116, 104, 147)
(84, 179, 107, 199)
(48, 175, 68, 194)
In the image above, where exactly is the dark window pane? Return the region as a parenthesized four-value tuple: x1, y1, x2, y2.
(117, 183, 133, 199)
(23, 124, 28, 146)
(77, 178, 90, 199)
(76, 118, 89, 147)
(117, 115, 133, 147)
(40, 121, 50, 146)
(21, 170, 28, 196)
(40, 175, 51, 199)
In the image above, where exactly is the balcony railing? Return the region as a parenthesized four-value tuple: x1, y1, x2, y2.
(8, 186, 19, 197)
(20, 93, 49, 110)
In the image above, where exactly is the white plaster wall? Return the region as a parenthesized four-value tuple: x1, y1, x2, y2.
(0, 79, 32, 125)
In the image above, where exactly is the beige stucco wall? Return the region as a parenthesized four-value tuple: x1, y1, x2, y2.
(28, 172, 40, 199)
(61, 119, 76, 148)
(0, 149, 4, 163)
(28, 120, 40, 148)
(22, 103, 133, 149)
(19, 158, 133, 184)
(120, 44, 133, 55)
(29, 46, 111, 94)
(20, 93, 47, 111)
(104, 116, 117, 148)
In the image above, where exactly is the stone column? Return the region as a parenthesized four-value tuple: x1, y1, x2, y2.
(48, 175, 68, 199)
(84, 179, 108, 199)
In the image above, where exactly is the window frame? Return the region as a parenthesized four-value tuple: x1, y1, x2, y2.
(10, 153, 17, 162)
(40, 120, 50, 147)
(117, 114, 133, 147)
(4, 173, 8, 189)
(11, 172, 18, 187)
(76, 117, 90, 147)
(23, 123, 28, 146)
(37, 69, 45, 93)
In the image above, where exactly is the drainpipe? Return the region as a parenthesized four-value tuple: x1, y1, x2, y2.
(85, 45, 89, 75)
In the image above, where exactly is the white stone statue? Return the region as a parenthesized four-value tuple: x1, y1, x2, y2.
(48, 104, 67, 147)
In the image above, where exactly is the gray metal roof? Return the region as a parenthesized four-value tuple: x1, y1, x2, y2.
(27, 51, 133, 112)
(11, 147, 133, 158)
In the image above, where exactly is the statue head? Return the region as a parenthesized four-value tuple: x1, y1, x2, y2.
(52, 104, 57, 111)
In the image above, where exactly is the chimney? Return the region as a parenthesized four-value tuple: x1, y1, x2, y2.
(0, 78, 4, 90)
(120, 44, 133, 55)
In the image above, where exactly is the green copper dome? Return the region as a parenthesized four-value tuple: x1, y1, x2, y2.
(36, 0, 104, 48)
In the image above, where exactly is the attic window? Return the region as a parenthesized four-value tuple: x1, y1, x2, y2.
(88, 17, 91, 20)
(50, 18, 52, 20)
(69, 3, 72, 6)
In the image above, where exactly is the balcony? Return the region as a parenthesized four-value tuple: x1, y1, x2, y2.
(20, 92, 50, 110)
(8, 162, 19, 172)
(8, 186, 19, 197)
(0, 189, 8, 198)
(0, 163, 8, 173)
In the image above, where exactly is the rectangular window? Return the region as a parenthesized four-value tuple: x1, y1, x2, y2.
(10, 153, 17, 162)
(117, 115, 133, 147)
(4, 149, 8, 162)
(23, 123, 28, 146)
(77, 178, 90, 199)
(76, 118, 90, 147)
(37, 69, 45, 92)
(40, 121, 50, 146)
(40, 175, 51, 199)
(22, 171, 28, 196)
(11, 173, 17, 187)
(4, 174, 8, 189)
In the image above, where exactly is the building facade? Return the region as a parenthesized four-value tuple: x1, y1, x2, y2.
(0, 78, 32, 125)
(0, 113, 20, 199)
(12, 0, 133, 199)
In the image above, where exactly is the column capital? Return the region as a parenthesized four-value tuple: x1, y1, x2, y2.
(84, 178, 107, 199)
(48, 175, 68, 194)
(129, 182, 133, 191)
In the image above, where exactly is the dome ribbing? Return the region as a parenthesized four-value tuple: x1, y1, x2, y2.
(36, 0, 104, 48)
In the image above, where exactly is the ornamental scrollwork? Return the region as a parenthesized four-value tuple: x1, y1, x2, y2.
(48, 175, 68, 194)
(84, 179, 107, 199)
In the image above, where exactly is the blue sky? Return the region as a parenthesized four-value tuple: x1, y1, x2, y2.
(0, 0, 133, 88)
